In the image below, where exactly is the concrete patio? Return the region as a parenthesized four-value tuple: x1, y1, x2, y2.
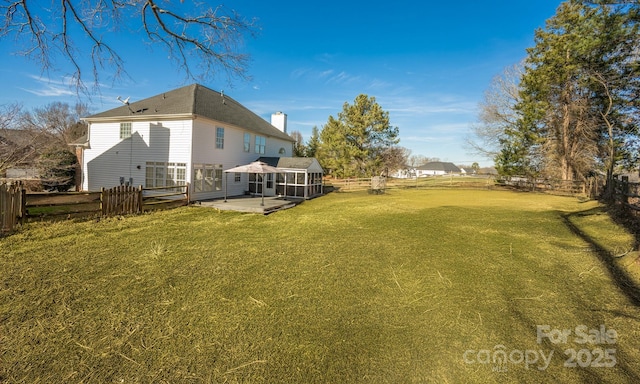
(195, 195, 303, 214)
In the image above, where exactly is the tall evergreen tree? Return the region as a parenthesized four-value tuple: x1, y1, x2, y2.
(305, 126, 320, 158)
(289, 130, 306, 157)
(317, 116, 355, 177)
(518, 1, 601, 181)
(513, 0, 639, 189)
(317, 94, 399, 177)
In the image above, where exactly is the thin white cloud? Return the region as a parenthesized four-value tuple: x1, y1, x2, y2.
(390, 103, 477, 115)
(367, 79, 392, 89)
(318, 69, 334, 78)
(21, 75, 76, 97)
(290, 67, 312, 80)
(428, 122, 471, 133)
(403, 135, 440, 143)
(314, 53, 337, 64)
(326, 71, 360, 85)
(381, 93, 478, 117)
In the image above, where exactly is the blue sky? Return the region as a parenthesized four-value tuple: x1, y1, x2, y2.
(0, 1, 563, 166)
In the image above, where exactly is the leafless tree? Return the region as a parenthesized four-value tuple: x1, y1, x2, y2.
(1, 102, 86, 186)
(0, 103, 20, 131)
(0, 103, 41, 177)
(407, 155, 426, 168)
(0, 1, 259, 93)
(467, 63, 524, 158)
(380, 146, 411, 175)
(21, 101, 89, 145)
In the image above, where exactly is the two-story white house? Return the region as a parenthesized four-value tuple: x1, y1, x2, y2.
(81, 84, 296, 201)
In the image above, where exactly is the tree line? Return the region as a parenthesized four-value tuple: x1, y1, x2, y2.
(288, 94, 448, 178)
(471, 0, 639, 199)
(0, 102, 87, 191)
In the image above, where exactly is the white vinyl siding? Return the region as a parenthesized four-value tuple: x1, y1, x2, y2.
(83, 113, 294, 197)
(83, 120, 192, 191)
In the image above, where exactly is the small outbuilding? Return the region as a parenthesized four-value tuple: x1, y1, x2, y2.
(257, 157, 324, 199)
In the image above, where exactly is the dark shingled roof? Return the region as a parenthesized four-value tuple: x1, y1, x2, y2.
(416, 161, 461, 173)
(85, 84, 294, 142)
(258, 156, 319, 169)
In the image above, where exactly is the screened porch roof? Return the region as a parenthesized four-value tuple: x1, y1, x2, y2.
(256, 157, 324, 173)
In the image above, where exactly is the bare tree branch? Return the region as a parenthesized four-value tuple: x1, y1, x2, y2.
(466, 63, 524, 158)
(0, 1, 259, 93)
(1, 102, 87, 179)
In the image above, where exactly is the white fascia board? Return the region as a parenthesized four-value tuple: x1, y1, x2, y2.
(82, 113, 196, 123)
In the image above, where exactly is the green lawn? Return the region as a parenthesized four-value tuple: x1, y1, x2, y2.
(1, 189, 639, 383)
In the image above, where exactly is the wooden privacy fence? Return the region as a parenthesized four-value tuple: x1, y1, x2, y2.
(614, 177, 640, 214)
(99, 184, 190, 216)
(327, 175, 497, 192)
(496, 176, 599, 197)
(101, 185, 143, 216)
(0, 181, 25, 234)
(0, 182, 190, 234)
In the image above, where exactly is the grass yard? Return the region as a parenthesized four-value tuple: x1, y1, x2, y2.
(1, 189, 639, 383)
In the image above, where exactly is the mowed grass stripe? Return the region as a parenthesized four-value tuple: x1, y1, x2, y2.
(1, 189, 638, 383)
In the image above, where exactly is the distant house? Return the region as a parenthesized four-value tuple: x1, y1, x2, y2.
(81, 84, 323, 201)
(415, 161, 461, 177)
(389, 168, 414, 179)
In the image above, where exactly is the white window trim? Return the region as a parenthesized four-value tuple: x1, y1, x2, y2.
(120, 122, 132, 140)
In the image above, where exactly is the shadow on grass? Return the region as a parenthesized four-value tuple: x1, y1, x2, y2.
(561, 207, 640, 307)
(505, 298, 640, 383)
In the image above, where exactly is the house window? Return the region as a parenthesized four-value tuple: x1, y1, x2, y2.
(255, 135, 266, 154)
(145, 162, 155, 187)
(155, 163, 165, 187)
(192, 164, 221, 193)
(234, 172, 241, 183)
(204, 167, 214, 191)
(215, 167, 223, 190)
(120, 122, 132, 139)
(248, 173, 263, 194)
(216, 127, 224, 149)
(193, 166, 203, 192)
(146, 162, 186, 188)
(243, 133, 251, 152)
(166, 162, 187, 186)
(175, 164, 186, 185)
(167, 164, 175, 187)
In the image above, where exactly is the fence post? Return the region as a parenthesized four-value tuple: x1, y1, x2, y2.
(100, 187, 105, 216)
(185, 182, 190, 205)
(621, 176, 629, 205)
(1, 183, 5, 232)
(138, 185, 143, 213)
(19, 184, 26, 225)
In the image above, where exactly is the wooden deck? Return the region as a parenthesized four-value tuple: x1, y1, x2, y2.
(196, 196, 303, 214)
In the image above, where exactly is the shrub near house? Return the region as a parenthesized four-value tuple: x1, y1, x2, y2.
(38, 148, 78, 192)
